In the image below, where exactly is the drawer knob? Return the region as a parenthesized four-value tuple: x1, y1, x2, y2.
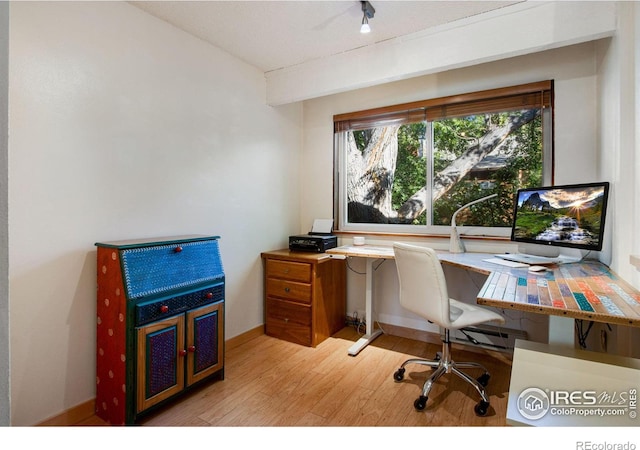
(174, 246, 183, 253)
(206, 292, 213, 299)
(283, 269, 289, 274)
(187, 345, 196, 353)
(178, 349, 187, 357)
(160, 305, 169, 313)
(284, 318, 289, 323)
(284, 287, 290, 293)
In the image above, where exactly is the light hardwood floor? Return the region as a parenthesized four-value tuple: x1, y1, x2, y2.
(79, 326, 513, 427)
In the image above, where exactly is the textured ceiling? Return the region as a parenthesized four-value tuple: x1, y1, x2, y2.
(130, 1, 522, 73)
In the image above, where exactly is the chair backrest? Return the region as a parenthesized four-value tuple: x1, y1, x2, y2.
(393, 242, 452, 329)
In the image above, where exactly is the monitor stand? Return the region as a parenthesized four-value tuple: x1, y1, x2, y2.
(517, 244, 582, 264)
(556, 248, 583, 264)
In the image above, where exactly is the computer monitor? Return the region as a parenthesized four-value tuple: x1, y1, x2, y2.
(511, 182, 610, 252)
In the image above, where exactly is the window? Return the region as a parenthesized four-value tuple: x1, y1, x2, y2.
(333, 81, 554, 237)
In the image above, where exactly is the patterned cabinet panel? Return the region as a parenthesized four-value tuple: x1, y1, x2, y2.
(121, 239, 224, 299)
(136, 315, 185, 413)
(186, 302, 224, 386)
(96, 235, 225, 425)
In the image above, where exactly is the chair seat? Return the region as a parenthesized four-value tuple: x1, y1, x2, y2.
(449, 298, 505, 330)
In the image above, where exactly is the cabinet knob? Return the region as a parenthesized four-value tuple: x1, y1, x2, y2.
(160, 305, 169, 313)
(174, 246, 183, 253)
(178, 349, 187, 357)
(187, 345, 196, 353)
(206, 292, 213, 299)
(284, 318, 289, 323)
(284, 287, 290, 293)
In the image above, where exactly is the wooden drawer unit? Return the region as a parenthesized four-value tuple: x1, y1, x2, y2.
(96, 235, 225, 425)
(261, 250, 346, 347)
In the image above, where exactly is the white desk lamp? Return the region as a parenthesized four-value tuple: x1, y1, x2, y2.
(449, 193, 497, 253)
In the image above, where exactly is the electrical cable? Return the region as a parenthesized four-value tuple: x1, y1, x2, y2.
(373, 259, 386, 271)
(575, 319, 594, 349)
(460, 329, 480, 345)
(345, 257, 366, 275)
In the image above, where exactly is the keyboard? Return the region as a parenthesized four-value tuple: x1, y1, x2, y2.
(494, 253, 560, 265)
(483, 258, 529, 268)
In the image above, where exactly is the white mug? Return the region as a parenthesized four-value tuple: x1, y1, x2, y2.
(353, 236, 365, 246)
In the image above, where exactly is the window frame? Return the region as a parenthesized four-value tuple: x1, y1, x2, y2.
(333, 81, 554, 237)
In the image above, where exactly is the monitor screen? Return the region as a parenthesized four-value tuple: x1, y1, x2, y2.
(511, 182, 610, 251)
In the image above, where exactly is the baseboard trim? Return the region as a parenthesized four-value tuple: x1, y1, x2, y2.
(378, 321, 442, 345)
(37, 398, 96, 426)
(226, 325, 264, 350)
(378, 321, 514, 359)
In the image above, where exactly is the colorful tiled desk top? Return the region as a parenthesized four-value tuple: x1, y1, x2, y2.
(474, 260, 640, 327)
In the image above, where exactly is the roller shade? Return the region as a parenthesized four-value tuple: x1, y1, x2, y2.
(334, 80, 552, 133)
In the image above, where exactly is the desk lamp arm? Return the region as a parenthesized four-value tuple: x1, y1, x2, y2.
(450, 193, 497, 253)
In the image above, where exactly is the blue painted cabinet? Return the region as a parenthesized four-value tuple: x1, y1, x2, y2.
(96, 235, 225, 425)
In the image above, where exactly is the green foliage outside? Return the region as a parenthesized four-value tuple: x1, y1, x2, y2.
(392, 110, 544, 226)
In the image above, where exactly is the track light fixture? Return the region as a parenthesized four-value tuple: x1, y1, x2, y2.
(360, 1, 375, 34)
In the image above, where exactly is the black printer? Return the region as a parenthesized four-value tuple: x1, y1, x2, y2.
(289, 234, 337, 253)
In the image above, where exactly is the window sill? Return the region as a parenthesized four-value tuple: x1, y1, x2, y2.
(334, 230, 510, 243)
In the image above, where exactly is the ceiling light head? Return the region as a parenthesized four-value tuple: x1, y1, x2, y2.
(361, 16, 371, 34)
(360, 1, 375, 34)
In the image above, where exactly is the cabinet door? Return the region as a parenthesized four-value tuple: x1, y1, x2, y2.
(186, 302, 224, 386)
(136, 314, 185, 413)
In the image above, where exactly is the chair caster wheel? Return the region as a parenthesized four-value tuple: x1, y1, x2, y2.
(477, 373, 490, 387)
(414, 396, 428, 411)
(474, 400, 490, 416)
(393, 368, 405, 382)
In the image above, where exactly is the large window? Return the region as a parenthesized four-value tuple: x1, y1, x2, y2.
(334, 81, 554, 236)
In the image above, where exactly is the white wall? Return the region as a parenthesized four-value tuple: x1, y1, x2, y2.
(302, 42, 603, 344)
(592, 1, 640, 358)
(599, 2, 639, 283)
(0, 0, 10, 428)
(8, 2, 301, 425)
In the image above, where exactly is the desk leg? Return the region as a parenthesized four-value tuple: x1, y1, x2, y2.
(548, 315, 575, 346)
(348, 258, 383, 356)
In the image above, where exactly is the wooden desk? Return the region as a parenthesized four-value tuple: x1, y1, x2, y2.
(326, 245, 640, 353)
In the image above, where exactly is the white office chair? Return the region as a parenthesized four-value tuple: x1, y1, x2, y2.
(392, 242, 506, 416)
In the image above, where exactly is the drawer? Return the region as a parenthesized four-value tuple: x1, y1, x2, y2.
(121, 239, 224, 299)
(266, 259, 311, 283)
(266, 278, 311, 303)
(135, 284, 224, 326)
(265, 298, 311, 346)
